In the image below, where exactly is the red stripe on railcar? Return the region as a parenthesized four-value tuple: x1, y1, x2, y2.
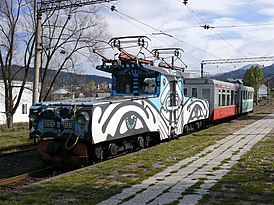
(213, 106, 237, 121)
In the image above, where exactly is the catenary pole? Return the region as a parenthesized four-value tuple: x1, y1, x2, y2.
(200, 56, 274, 78)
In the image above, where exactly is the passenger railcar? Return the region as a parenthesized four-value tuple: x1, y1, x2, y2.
(184, 78, 254, 121)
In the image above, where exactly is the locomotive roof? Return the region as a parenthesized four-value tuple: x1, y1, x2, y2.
(142, 64, 190, 79)
(96, 63, 190, 80)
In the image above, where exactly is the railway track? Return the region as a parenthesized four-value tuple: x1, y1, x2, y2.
(0, 166, 57, 192)
(0, 143, 36, 157)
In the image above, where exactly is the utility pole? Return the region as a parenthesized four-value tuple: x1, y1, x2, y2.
(32, 0, 117, 104)
(33, 9, 42, 105)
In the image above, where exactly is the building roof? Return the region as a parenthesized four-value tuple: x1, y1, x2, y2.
(52, 88, 70, 95)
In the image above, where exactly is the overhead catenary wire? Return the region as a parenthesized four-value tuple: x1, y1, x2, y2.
(212, 22, 274, 29)
(160, 0, 172, 31)
(107, 5, 221, 60)
(161, 21, 274, 33)
(182, 3, 247, 58)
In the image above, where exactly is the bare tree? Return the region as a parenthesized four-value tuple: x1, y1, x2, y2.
(0, 0, 36, 128)
(0, 0, 109, 128)
(39, 7, 109, 101)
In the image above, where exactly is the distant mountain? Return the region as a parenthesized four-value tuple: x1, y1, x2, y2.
(0, 65, 111, 87)
(214, 64, 274, 80)
(238, 64, 263, 71)
(214, 64, 274, 87)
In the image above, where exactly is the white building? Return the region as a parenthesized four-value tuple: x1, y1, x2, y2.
(0, 80, 33, 125)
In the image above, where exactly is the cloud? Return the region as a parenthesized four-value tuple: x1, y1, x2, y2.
(89, 0, 274, 76)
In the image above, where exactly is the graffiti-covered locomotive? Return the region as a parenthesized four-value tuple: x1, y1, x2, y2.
(29, 36, 253, 167)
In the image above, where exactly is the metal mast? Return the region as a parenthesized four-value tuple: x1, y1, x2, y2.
(33, 0, 117, 104)
(201, 56, 274, 78)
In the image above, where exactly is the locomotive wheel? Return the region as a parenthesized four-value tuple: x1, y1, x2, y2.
(194, 121, 201, 131)
(95, 146, 104, 161)
(137, 136, 145, 149)
(184, 124, 190, 134)
(108, 143, 117, 156)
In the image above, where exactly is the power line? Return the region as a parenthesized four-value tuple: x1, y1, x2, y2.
(213, 22, 274, 29)
(163, 22, 274, 32)
(180, 3, 247, 58)
(108, 5, 221, 59)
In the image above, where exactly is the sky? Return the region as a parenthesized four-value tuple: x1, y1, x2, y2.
(87, 0, 274, 77)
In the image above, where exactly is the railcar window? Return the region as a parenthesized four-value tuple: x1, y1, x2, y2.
(231, 90, 234, 105)
(227, 90, 230, 106)
(222, 89, 226, 107)
(192, 88, 197, 98)
(218, 89, 221, 107)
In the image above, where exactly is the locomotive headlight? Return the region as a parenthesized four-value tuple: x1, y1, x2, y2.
(112, 60, 121, 69)
(76, 112, 89, 125)
(29, 114, 37, 123)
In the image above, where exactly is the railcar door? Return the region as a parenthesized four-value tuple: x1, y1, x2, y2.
(237, 86, 243, 115)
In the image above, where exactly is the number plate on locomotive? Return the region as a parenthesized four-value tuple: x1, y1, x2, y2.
(63, 120, 75, 130)
(44, 120, 55, 128)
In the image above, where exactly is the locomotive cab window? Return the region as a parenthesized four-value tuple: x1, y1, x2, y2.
(184, 88, 188, 96)
(192, 88, 197, 98)
(115, 69, 158, 95)
(139, 73, 157, 94)
(116, 73, 133, 94)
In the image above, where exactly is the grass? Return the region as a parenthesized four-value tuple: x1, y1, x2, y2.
(0, 102, 273, 204)
(199, 133, 274, 205)
(1, 132, 224, 204)
(0, 122, 32, 147)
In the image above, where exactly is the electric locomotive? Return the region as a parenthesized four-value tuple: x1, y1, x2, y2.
(29, 36, 209, 167)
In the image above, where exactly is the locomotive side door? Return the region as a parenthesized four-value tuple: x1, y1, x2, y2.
(169, 80, 178, 137)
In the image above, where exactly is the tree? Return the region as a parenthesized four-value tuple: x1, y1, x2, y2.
(243, 66, 264, 105)
(0, 0, 36, 128)
(39, 7, 109, 101)
(0, 0, 109, 128)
